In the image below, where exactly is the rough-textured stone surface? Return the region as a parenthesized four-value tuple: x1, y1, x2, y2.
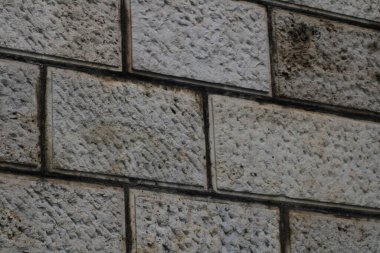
(210, 95, 380, 207)
(47, 68, 206, 186)
(0, 173, 125, 252)
(0, 60, 39, 166)
(0, 0, 121, 67)
(273, 11, 380, 112)
(280, 0, 380, 22)
(290, 211, 380, 252)
(131, 0, 270, 91)
(130, 190, 280, 252)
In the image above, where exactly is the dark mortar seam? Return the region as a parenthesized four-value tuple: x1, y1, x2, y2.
(38, 65, 48, 176)
(280, 206, 291, 253)
(124, 187, 133, 253)
(266, 6, 277, 97)
(120, 0, 128, 74)
(202, 92, 214, 191)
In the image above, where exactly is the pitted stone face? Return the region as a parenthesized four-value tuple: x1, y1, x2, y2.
(0, 174, 126, 252)
(131, 0, 271, 91)
(290, 211, 380, 252)
(210, 95, 380, 208)
(130, 190, 280, 252)
(47, 68, 206, 186)
(273, 10, 380, 112)
(0, 0, 121, 68)
(0, 60, 39, 166)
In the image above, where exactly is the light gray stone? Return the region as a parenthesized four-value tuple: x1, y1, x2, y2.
(273, 10, 380, 112)
(131, 0, 270, 91)
(290, 211, 380, 253)
(0, 0, 121, 67)
(0, 173, 125, 253)
(47, 68, 206, 186)
(130, 190, 280, 253)
(210, 95, 380, 207)
(0, 60, 39, 166)
(279, 0, 380, 22)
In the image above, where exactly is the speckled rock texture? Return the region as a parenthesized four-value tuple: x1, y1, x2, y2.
(0, 60, 39, 166)
(0, 173, 125, 252)
(47, 68, 206, 186)
(130, 190, 280, 253)
(0, 0, 121, 67)
(273, 11, 380, 112)
(290, 211, 380, 252)
(279, 0, 380, 22)
(131, 0, 270, 91)
(210, 95, 380, 207)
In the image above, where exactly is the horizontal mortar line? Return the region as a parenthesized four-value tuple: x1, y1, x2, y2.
(1, 51, 380, 123)
(49, 168, 206, 190)
(247, 0, 380, 30)
(130, 69, 270, 96)
(0, 47, 120, 71)
(0, 162, 38, 171)
(0, 167, 379, 219)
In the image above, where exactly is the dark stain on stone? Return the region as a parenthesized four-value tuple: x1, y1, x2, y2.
(0, 208, 24, 240)
(288, 22, 321, 47)
(375, 73, 380, 83)
(367, 41, 379, 52)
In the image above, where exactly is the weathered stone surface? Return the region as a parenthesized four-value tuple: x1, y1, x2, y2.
(279, 0, 380, 22)
(290, 211, 380, 252)
(0, 173, 125, 252)
(0, 60, 39, 166)
(130, 190, 280, 252)
(47, 68, 206, 186)
(131, 0, 270, 91)
(210, 95, 380, 207)
(273, 10, 380, 112)
(0, 0, 121, 67)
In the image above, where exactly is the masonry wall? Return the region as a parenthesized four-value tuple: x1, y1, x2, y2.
(0, 0, 379, 252)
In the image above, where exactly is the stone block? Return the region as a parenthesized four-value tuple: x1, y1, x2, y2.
(273, 10, 380, 112)
(0, 173, 125, 252)
(290, 211, 380, 252)
(0, 60, 39, 166)
(130, 190, 280, 252)
(279, 0, 380, 22)
(210, 95, 380, 207)
(131, 0, 270, 91)
(0, 0, 121, 68)
(47, 68, 206, 186)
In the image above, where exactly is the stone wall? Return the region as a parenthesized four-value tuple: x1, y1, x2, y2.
(0, 0, 379, 252)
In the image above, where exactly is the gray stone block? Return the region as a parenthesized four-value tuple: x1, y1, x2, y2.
(273, 10, 380, 112)
(0, 0, 121, 68)
(0, 60, 39, 166)
(0, 173, 125, 253)
(210, 95, 380, 207)
(47, 68, 206, 186)
(290, 211, 380, 252)
(279, 0, 380, 22)
(131, 0, 270, 91)
(130, 190, 280, 252)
